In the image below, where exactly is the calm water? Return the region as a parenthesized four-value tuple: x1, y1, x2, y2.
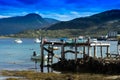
(0, 38, 118, 71)
(0, 38, 40, 71)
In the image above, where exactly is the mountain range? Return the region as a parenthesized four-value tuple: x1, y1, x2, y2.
(0, 9, 120, 36)
(0, 13, 59, 35)
(46, 9, 120, 32)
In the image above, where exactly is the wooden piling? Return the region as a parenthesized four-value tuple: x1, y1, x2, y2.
(40, 42, 44, 72)
(94, 46, 96, 58)
(83, 46, 86, 58)
(47, 45, 51, 72)
(106, 46, 110, 57)
(87, 37, 91, 56)
(100, 46, 103, 58)
(61, 43, 65, 60)
(50, 44, 54, 72)
(75, 38, 77, 62)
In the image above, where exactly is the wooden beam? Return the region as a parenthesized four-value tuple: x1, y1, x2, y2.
(64, 50, 79, 54)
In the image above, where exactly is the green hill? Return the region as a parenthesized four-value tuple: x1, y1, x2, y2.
(47, 9, 120, 32)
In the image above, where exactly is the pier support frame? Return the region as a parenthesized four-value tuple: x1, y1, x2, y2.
(39, 38, 110, 72)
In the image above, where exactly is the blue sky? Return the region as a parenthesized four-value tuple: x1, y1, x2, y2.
(0, 0, 120, 21)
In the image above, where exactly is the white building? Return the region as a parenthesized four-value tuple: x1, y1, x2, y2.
(108, 31, 118, 38)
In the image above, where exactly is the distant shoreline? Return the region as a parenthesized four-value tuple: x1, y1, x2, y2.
(0, 36, 11, 38)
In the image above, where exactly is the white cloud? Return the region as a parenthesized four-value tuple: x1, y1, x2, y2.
(0, 15, 10, 18)
(38, 11, 97, 21)
(54, 14, 69, 18)
(70, 11, 95, 17)
(70, 11, 80, 15)
(21, 12, 28, 15)
(40, 13, 72, 21)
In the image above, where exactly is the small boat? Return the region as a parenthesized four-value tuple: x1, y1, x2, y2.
(91, 38, 97, 43)
(48, 46, 59, 50)
(34, 38, 41, 43)
(53, 46, 59, 50)
(14, 39, 22, 43)
(31, 55, 48, 61)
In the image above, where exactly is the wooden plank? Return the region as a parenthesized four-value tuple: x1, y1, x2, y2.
(64, 50, 79, 54)
(44, 42, 90, 46)
(43, 41, 110, 47)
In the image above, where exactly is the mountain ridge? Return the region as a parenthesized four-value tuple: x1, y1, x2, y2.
(0, 9, 120, 36)
(0, 13, 59, 35)
(47, 9, 120, 30)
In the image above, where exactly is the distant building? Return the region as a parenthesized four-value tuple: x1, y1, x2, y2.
(108, 31, 118, 38)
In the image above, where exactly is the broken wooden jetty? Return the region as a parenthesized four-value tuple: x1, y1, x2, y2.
(39, 38, 120, 74)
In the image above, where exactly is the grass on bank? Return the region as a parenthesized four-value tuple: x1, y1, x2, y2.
(1, 70, 120, 80)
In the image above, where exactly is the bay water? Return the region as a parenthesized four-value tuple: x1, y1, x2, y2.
(0, 38, 40, 71)
(0, 38, 118, 71)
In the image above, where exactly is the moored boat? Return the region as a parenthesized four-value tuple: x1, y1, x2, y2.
(34, 38, 41, 43)
(14, 39, 22, 44)
(31, 55, 48, 61)
(53, 46, 59, 50)
(91, 38, 97, 43)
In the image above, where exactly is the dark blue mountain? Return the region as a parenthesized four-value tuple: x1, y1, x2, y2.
(44, 18, 59, 24)
(47, 9, 120, 30)
(0, 13, 59, 35)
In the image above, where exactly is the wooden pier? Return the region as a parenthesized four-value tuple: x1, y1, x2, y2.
(39, 38, 112, 72)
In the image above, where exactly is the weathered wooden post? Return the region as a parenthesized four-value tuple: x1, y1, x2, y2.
(75, 38, 77, 62)
(61, 42, 65, 60)
(100, 46, 103, 58)
(94, 45, 96, 58)
(88, 46, 90, 56)
(87, 37, 91, 56)
(50, 43, 54, 72)
(106, 46, 110, 58)
(83, 46, 86, 59)
(40, 37, 44, 72)
(47, 45, 51, 72)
